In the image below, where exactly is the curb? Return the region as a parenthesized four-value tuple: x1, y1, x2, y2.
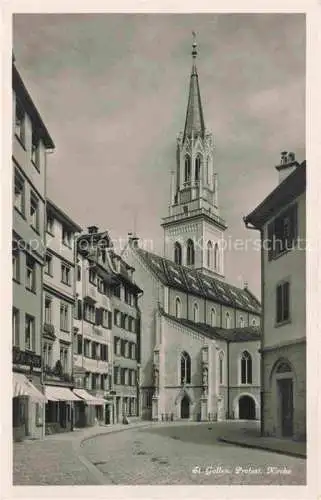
(218, 437, 307, 459)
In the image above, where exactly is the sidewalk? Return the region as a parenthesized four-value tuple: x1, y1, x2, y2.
(218, 424, 306, 459)
(13, 420, 153, 485)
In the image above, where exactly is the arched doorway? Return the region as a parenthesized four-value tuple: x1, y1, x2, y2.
(274, 360, 294, 437)
(181, 395, 190, 419)
(239, 395, 256, 420)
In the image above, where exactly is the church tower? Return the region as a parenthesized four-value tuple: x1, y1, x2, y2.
(162, 35, 227, 279)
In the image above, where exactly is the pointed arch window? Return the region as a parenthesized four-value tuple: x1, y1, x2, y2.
(175, 297, 181, 319)
(239, 316, 244, 328)
(206, 156, 211, 185)
(186, 239, 195, 266)
(174, 242, 182, 265)
(184, 156, 191, 183)
(225, 312, 231, 329)
(210, 307, 216, 327)
(219, 351, 224, 385)
(214, 243, 219, 271)
(207, 241, 213, 268)
(195, 155, 201, 182)
(180, 351, 191, 384)
(193, 303, 199, 323)
(241, 351, 252, 384)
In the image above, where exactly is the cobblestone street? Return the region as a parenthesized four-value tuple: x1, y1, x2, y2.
(82, 422, 306, 485)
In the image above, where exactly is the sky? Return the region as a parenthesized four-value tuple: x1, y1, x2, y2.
(13, 13, 306, 298)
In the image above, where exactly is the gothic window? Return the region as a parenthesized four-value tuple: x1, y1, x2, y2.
(195, 155, 201, 182)
(184, 156, 191, 183)
(186, 239, 195, 265)
(241, 351, 252, 384)
(207, 241, 213, 268)
(174, 242, 182, 265)
(214, 243, 219, 270)
(239, 316, 244, 328)
(219, 351, 224, 384)
(225, 312, 231, 328)
(206, 156, 210, 184)
(193, 303, 199, 323)
(210, 307, 216, 327)
(175, 297, 181, 319)
(180, 351, 191, 384)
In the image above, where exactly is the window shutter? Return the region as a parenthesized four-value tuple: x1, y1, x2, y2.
(96, 308, 102, 326)
(108, 311, 112, 329)
(106, 344, 108, 361)
(77, 299, 82, 320)
(267, 221, 274, 261)
(121, 313, 125, 329)
(114, 309, 118, 325)
(114, 337, 118, 355)
(276, 284, 283, 323)
(283, 282, 290, 321)
(121, 339, 125, 357)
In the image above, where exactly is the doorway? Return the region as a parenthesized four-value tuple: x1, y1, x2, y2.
(239, 395, 256, 420)
(278, 378, 293, 437)
(180, 395, 190, 419)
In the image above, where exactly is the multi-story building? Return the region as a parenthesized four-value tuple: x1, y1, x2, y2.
(42, 199, 82, 434)
(244, 153, 306, 440)
(12, 57, 54, 441)
(73, 226, 115, 426)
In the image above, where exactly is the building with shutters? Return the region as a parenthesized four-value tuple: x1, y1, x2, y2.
(122, 38, 262, 422)
(244, 154, 306, 441)
(73, 226, 142, 426)
(12, 56, 54, 441)
(42, 199, 82, 434)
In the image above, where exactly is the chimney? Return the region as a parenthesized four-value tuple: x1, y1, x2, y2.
(128, 232, 139, 248)
(243, 280, 248, 290)
(88, 225, 98, 234)
(275, 150, 299, 184)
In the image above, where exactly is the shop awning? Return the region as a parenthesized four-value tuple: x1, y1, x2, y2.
(45, 385, 82, 402)
(73, 388, 106, 406)
(13, 373, 46, 403)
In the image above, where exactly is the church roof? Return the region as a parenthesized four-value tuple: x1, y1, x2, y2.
(161, 310, 261, 343)
(135, 248, 261, 315)
(183, 38, 205, 141)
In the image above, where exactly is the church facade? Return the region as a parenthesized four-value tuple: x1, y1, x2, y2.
(123, 39, 262, 422)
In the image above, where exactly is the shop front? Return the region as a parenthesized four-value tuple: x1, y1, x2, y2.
(73, 388, 107, 427)
(44, 385, 81, 434)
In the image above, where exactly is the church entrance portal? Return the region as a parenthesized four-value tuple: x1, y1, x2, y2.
(180, 395, 190, 419)
(239, 395, 256, 420)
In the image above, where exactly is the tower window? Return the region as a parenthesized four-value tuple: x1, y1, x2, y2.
(207, 241, 213, 268)
(241, 351, 252, 384)
(193, 303, 199, 323)
(180, 351, 191, 384)
(186, 239, 195, 266)
(175, 297, 181, 319)
(225, 312, 231, 329)
(214, 243, 219, 271)
(195, 155, 201, 182)
(184, 156, 191, 183)
(174, 242, 182, 265)
(210, 307, 216, 327)
(239, 316, 244, 328)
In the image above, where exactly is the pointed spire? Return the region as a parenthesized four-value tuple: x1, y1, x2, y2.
(183, 32, 205, 141)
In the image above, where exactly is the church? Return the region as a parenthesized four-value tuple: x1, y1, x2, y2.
(123, 38, 262, 422)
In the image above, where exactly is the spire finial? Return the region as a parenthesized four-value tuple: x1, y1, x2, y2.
(192, 31, 197, 59)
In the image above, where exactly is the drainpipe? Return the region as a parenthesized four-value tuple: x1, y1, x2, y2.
(244, 220, 264, 435)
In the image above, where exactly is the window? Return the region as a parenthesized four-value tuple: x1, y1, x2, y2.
(214, 243, 219, 270)
(206, 156, 210, 184)
(131, 343, 136, 360)
(89, 268, 97, 285)
(25, 314, 35, 351)
(276, 281, 290, 324)
(219, 351, 224, 385)
(61, 263, 71, 286)
(84, 339, 91, 357)
(225, 312, 231, 329)
(62, 227, 72, 248)
(60, 303, 69, 332)
(239, 316, 244, 328)
(77, 264, 81, 281)
(15, 99, 25, 144)
(84, 302, 95, 323)
(45, 296, 52, 324)
(101, 344, 108, 361)
(100, 374, 106, 391)
(113, 284, 121, 298)
(30, 192, 39, 231)
(186, 239, 195, 265)
(184, 156, 191, 182)
(12, 246, 20, 282)
(46, 213, 54, 235)
(144, 390, 153, 409)
(92, 342, 98, 359)
(14, 168, 25, 214)
(114, 309, 121, 327)
(43, 342, 53, 368)
(45, 254, 53, 276)
(210, 308, 216, 327)
(174, 242, 182, 265)
(114, 366, 120, 385)
(175, 297, 181, 318)
(252, 318, 257, 326)
(102, 309, 112, 329)
(12, 308, 19, 347)
(76, 334, 82, 355)
(207, 241, 213, 268)
(268, 204, 298, 260)
(31, 132, 40, 169)
(180, 351, 191, 384)
(241, 351, 252, 384)
(195, 155, 201, 181)
(193, 303, 199, 323)
(26, 254, 36, 292)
